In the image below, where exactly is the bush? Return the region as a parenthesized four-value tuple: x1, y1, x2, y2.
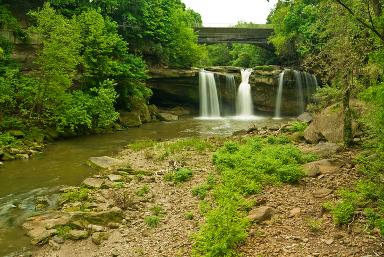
(165, 168, 193, 183)
(332, 201, 356, 225)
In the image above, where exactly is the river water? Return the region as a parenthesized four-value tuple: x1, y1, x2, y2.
(0, 117, 287, 256)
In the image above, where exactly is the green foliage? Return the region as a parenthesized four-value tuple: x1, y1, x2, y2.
(127, 139, 156, 151)
(306, 218, 322, 232)
(61, 187, 89, 203)
(55, 225, 72, 239)
(0, 132, 18, 148)
(150, 205, 165, 216)
(144, 215, 160, 228)
(164, 168, 193, 183)
(331, 201, 356, 225)
(288, 121, 308, 132)
(193, 136, 314, 256)
(307, 86, 342, 113)
(136, 185, 150, 196)
(185, 212, 194, 220)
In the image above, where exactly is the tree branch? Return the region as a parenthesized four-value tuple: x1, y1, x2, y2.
(334, 0, 384, 43)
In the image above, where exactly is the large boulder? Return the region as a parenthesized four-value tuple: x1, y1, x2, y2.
(119, 111, 142, 127)
(247, 206, 275, 223)
(158, 112, 178, 121)
(88, 156, 124, 170)
(304, 104, 360, 143)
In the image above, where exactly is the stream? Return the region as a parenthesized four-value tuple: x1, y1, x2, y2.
(0, 117, 288, 256)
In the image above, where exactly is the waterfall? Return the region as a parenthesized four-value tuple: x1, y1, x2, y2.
(294, 70, 305, 114)
(236, 68, 254, 117)
(274, 71, 285, 119)
(225, 74, 237, 116)
(199, 70, 221, 118)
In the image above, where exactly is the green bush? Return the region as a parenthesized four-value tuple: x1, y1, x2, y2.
(165, 168, 193, 183)
(331, 201, 356, 225)
(61, 187, 89, 203)
(144, 215, 160, 228)
(193, 136, 315, 256)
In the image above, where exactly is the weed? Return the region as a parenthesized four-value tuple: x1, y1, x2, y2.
(192, 184, 211, 200)
(306, 218, 322, 232)
(164, 168, 193, 183)
(288, 121, 308, 133)
(55, 225, 72, 239)
(61, 187, 89, 203)
(332, 201, 356, 225)
(144, 215, 160, 228)
(150, 205, 165, 216)
(193, 136, 315, 257)
(127, 139, 156, 151)
(185, 212, 194, 220)
(136, 185, 150, 196)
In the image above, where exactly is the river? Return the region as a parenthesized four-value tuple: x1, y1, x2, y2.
(0, 117, 287, 256)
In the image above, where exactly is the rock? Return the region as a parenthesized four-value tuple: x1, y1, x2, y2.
(26, 227, 57, 245)
(82, 178, 104, 189)
(297, 112, 313, 123)
(48, 239, 61, 250)
(88, 156, 123, 170)
(107, 174, 123, 182)
(51, 235, 65, 244)
(304, 159, 339, 176)
(304, 104, 359, 143)
(247, 206, 275, 223)
(158, 112, 178, 121)
(0, 161, 3, 166)
(87, 224, 107, 232)
(15, 153, 30, 159)
(68, 230, 88, 240)
(107, 222, 120, 229)
(303, 162, 320, 177)
(70, 207, 123, 225)
(312, 188, 333, 198)
(322, 239, 334, 245)
(1, 152, 15, 160)
(119, 111, 142, 127)
(303, 142, 343, 158)
(91, 232, 110, 245)
(288, 208, 301, 218)
(9, 148, 27, 155)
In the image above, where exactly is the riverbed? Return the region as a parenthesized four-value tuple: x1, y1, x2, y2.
(0, 117, 288, 256)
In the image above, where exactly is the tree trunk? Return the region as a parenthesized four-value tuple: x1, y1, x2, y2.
(370, 0, 382, 17)
(343, 79, 353, 147)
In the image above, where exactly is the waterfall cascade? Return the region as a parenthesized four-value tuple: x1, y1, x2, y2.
(236, 68, 254, 117)
(274, 71, 285, 119)
(274, 70, 318, 118)
(221, 74, 237, 116)
(199, 70, 221, 118)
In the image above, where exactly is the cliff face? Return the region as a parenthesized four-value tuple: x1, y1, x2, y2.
(148, 66, 307, 116)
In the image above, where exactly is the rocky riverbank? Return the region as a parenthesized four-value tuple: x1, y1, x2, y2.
(20, 116, 383, 257)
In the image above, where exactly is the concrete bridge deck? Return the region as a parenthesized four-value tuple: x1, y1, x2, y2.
(195, 27, 274, 45)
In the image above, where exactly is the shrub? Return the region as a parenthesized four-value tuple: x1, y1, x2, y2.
(332, 201, 356, 225)
(164, 168, 193, 183)
(144, 215, 160, 228)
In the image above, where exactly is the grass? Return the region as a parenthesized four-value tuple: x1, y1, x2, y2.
(164, 168, 193, 183)
(150, 205, 165, 216)
(192, 136, 316, 257)
(306, 218, 322, 232)
(157, 138, 212, 160)
(185, 212, 194, 220)
(61, 187, 89, 203)
(144, 215, 160, 228)
(136, 185, 150, 196)
(288, 121, 308, 133)
(127, 139, 156, 151)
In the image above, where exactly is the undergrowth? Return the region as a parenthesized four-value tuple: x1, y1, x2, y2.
(192, 135, 316, 257)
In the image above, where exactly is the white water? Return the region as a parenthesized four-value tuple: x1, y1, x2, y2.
(274, 71, 285, 119)
(225, 74, 237, 116)
(199, 70, 220, 118)
(236, 68, 254, 118)
(294, 70, 305, 114)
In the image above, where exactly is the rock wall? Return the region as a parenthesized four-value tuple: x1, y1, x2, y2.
(148, 66, 307, 116)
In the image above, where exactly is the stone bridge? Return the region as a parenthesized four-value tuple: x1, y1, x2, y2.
(194, 26, 274, 46)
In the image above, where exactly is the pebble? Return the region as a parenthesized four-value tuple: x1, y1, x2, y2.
(48, 239, 61, 250)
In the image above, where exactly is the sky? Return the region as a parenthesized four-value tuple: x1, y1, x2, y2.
(181, 0, 278, 27)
